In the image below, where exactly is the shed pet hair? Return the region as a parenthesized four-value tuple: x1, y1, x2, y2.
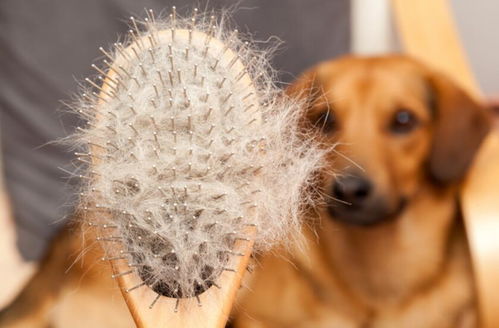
(70, 8, 326, 300)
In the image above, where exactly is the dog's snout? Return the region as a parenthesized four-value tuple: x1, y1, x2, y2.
(332, 175, 372, 207)
(327, 174, 405, 226)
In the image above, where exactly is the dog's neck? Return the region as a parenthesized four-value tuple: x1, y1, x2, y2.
(317, 183, 460, 309)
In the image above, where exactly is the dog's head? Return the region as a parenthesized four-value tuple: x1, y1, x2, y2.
(289, 55, 491, 226)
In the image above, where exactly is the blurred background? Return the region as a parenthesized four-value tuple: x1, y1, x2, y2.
(1, 0, 498, 312)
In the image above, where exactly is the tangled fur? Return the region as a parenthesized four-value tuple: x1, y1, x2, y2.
(71, 8, 325, 298)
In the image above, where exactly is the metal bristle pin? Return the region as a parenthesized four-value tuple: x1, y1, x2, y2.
(72, 6, 325, 325)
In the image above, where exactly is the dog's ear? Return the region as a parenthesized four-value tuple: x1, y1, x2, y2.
(286, 69, 320, 105)
(286, 68, 325, 133)
(427, 73, 491, 184)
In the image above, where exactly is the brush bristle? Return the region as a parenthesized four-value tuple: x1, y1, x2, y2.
(71, 8, 325, 299)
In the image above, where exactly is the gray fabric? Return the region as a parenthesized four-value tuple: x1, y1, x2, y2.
(0, 0, 349, 261)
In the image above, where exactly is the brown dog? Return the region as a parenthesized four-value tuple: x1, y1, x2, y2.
(0, 55, 491, 328)
(231, 55, 490, 328)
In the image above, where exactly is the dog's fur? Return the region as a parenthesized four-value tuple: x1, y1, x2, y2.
(0, 55, 491, 328)
(232, 55, 490, 328)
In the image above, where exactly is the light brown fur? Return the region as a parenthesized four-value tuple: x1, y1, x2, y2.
(0, 226, 134, 328)
(232, 55, 490, 328)
(0, 55, 490, 328)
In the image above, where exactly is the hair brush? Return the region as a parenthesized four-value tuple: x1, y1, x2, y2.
(73, 7, 324, 328)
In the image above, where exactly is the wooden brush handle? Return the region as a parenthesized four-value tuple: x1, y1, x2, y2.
(111, 231, 254, 328)
(391, 1, 499, 327)
(92, 29, 258, 328)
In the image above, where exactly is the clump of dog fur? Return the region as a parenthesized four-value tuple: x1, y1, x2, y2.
(71, 9, 325, 298)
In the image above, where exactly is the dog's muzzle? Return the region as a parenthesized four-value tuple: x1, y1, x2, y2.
(327, 174, 404, 225)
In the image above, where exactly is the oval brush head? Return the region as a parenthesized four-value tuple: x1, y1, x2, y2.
(73, 7, 324, 326)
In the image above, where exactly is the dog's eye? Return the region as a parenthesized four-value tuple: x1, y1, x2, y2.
(390, 109, 418, 134)
(313, 110, 336, 134)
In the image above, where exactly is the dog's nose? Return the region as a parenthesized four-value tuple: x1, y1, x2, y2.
(332, 175, 372, 207)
